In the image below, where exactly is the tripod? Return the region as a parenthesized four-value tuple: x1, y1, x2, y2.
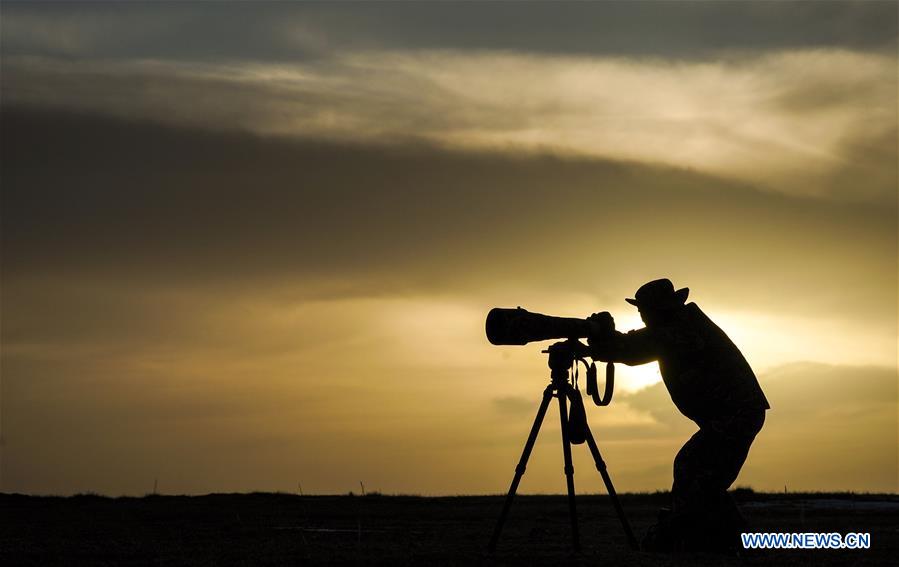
(487, 339, 639, 554)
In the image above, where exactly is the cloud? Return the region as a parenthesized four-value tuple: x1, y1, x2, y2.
(4, 47, 894, 202)
(2, 2, 895, 60)
(492, 396, 537, 416)
(2, 107, 894, 324)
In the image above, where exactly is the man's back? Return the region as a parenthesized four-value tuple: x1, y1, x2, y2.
(610, 303, 770, 422)
(659, 303, 769, 421)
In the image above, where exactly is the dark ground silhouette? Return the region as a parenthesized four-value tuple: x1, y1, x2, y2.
(2, 491, 896, 566)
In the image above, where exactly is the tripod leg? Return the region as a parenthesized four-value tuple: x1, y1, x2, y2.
(583, 426, 639, 550)
(557, 389, 581, 552)
(488, 384, 554, 553)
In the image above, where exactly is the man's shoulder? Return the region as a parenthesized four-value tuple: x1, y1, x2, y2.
(684, 302, 703, 316)
(682, 302, 717, 328)
(651, 304, 707, 349)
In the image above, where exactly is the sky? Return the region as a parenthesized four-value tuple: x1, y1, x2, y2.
(1, 1, 896, 496)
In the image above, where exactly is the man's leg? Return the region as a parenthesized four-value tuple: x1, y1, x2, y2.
(670, 427, 719, 550)
(664, 409, 765, 551)
(709, 409, 766, 548)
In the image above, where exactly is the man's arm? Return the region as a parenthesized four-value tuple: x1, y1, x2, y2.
(587, 312, 659, 366)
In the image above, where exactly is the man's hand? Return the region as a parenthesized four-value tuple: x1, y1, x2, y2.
(587, 311, 615, 334)
(587, 311, 615, 360)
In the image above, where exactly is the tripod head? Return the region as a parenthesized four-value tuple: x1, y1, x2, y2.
(542, 339, 614, 406)
(542, 339, 590, 385)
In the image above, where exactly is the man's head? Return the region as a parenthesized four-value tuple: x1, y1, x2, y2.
(626, 279, 689, 326)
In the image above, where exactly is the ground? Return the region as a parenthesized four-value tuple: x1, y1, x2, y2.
(2, 491, 896, 566)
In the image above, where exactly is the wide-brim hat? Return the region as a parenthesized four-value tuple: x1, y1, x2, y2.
(626, 278, 689, 310)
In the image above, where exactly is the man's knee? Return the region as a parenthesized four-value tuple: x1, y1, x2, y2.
(673, 430, 706, 481)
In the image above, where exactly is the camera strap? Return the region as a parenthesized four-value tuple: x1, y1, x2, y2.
(586, 361, 615, 406)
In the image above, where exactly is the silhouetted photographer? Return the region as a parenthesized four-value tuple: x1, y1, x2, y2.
(485, 278, 768, 554)
(587, 279, 769, 552)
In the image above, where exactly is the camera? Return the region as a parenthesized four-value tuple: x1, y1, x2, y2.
(485, 307, 616, 407)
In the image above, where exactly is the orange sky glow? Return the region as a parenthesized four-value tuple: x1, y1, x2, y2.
(1, 2, 896, 496)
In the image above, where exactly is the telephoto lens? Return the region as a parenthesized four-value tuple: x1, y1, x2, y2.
(485, 307, 591, 345)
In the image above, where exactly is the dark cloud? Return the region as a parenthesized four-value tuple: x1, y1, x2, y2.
(2, 1, 895, 62)
(2, 106, 895, 329)
(4, 46, 893, 205)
